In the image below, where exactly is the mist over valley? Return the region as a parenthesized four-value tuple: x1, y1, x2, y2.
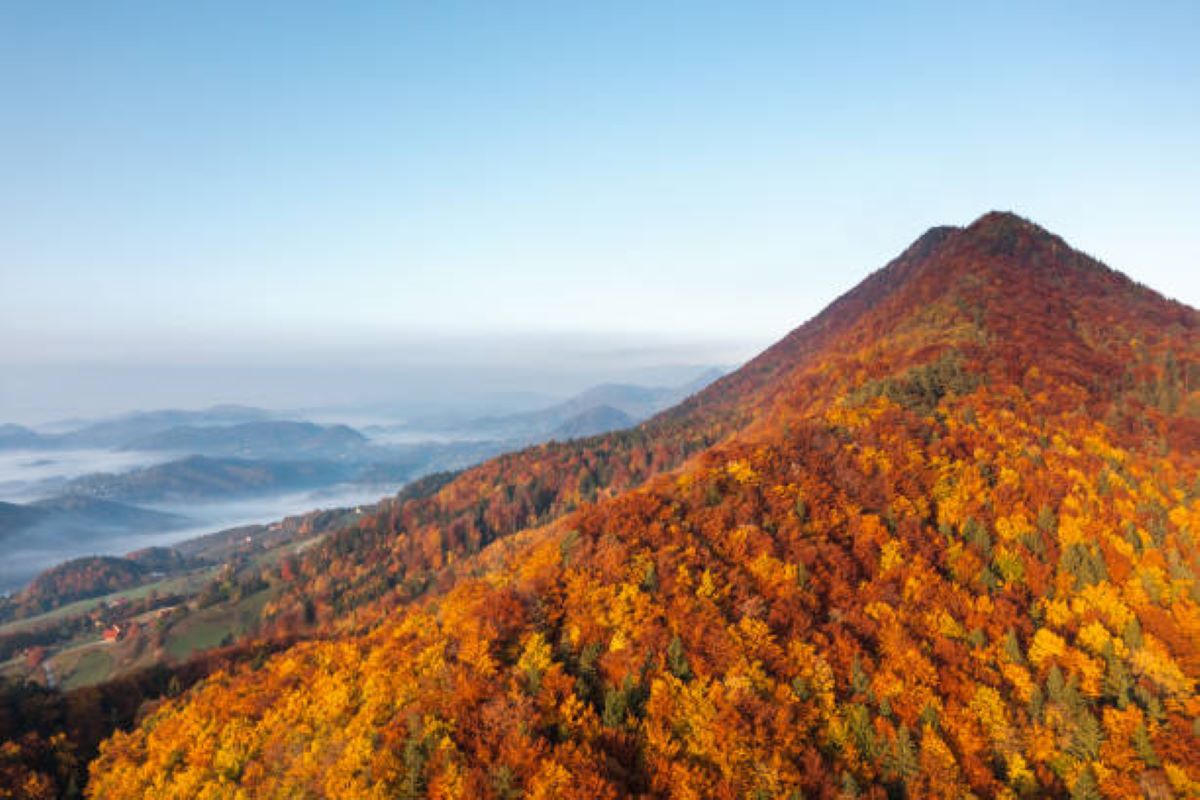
(0, 366, 723, 594)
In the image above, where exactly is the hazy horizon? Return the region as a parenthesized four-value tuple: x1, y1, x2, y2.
(3, 3, 1197, 408)
(0, 332, 748, 426)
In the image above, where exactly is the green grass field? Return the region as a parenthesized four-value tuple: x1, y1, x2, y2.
(163, 588, 275, 662)
(60, 646, 116, 689)
(0, 533, 321, 690)
(0, 567, 220, 637)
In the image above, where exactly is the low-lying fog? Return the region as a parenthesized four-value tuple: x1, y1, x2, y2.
(0, 482, 408, 594)
(0, 448, 176, 503)
(0, 440, 437, 593)
(0, 340, 750, 596)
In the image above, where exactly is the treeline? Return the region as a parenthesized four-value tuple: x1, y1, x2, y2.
(0, 557, 151, 623)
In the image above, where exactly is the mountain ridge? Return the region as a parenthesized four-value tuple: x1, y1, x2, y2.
(247, 212, 1196, 636)
(15, 213, 1200, 798)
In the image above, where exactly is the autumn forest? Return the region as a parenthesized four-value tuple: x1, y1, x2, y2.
(4, 212, 1198, 798)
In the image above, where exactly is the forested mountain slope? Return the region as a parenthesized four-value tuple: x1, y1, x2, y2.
(88, 213, 1200, 798)
(257, 221, 1001, 631)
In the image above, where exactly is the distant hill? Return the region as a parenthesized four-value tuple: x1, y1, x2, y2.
(549, 404, 635, 439)
(5, 436, 508, 517)
(123, 545, 196, 573)
(11, 555, 151, 617)
(0, 496, 185, 545)
(0, 495, 190, 594)
(461, 373, 724, 441)
(121, 421, 367, 459)
(675, 365, 727, 396)
(61, 455, 355, 504)
(0, 405, 277, 451)
(27, 495, 187, 530)
(551, 382, 676, 417)
(0, 500, 45, 539)
(0, 424, 43, 449)
(59, 405, 276, 448)
(0, 546, 204, 620)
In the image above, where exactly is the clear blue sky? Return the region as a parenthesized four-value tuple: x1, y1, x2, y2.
(2, 1, 1198, 370)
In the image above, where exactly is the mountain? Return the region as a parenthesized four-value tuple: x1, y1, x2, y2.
(24, 213, 1200, 798)
(243, 212, 1189, 642)
(550, 404, 636, 440)
(27, 495, 188, 531)
(553, 383, 683, 418)
(60, 455, 356, 504)
(9, 556, 155, 618)
(0, 496, 190, 595)
(0, 405, 276, 451)
(443, 375, 724, 442)
(52, 438, 514, 506)
(58, 405, 276, 448)
(0, 500, 44, 539)
(120, 420, 368, 459)
(0, 495, 186, 546)
(2, 546, 202, 620)
(0, 423, 43, 449)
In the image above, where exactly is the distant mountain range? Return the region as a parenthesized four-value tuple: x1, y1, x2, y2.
(374, 370, 726, 444)
(0, 494, 187, 551)
(0, 424, 44, 449)
(0, 405, 277, 451)
(0, 500, 44, 539)
(1, 378, 725, 460)
(59, 455, 355, 504)
(120, 420, 368, 459)
(52, 441, 516, 506)
(548, 404, 635, 439)
(0, 378, 726, 590)
(474, 373, 724, 438)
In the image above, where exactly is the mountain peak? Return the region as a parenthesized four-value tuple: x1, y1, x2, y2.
(966, 208, 1038, 232)
(900, 211, 1047, 260)
(957, 209, 1071, 260)
(898, 224, 960, 263)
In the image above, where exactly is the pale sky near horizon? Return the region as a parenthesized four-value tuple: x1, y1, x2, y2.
(1, 2, 1198, 410)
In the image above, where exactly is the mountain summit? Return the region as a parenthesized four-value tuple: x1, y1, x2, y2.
(80, 216, 1200, 797)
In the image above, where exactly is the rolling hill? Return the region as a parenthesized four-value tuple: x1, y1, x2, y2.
(420, 376, 725, 444)
(10, 213, 1200, 798)
(120, 421, 368, 459)
(0, 496, 191, 595)
(550, 405, 636, 440)
(0, 406, 277, 451)
(59, 455, 355, 504)
(0, 424, 43, 449)
(0, 496, 186, 549)
(0, 500, 44, 540)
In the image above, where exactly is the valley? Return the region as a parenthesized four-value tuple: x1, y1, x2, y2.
(0, 372, 724, 709)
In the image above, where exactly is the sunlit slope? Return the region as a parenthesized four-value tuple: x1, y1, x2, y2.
(255, 217, 961, 630)
(91, 213, 1199, 798)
